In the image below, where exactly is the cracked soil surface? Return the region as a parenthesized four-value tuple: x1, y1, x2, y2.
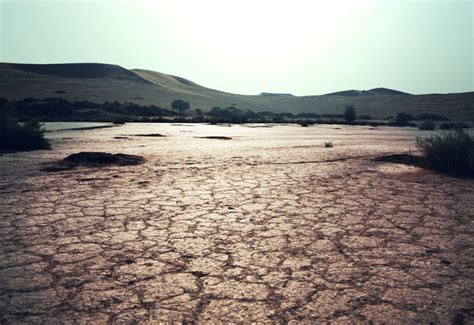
(0, 123, 473, 323)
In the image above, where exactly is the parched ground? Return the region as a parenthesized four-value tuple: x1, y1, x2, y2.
(0, 124, 473, 323)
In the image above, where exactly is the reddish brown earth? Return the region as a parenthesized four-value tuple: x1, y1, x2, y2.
(0, 123, 473, 323)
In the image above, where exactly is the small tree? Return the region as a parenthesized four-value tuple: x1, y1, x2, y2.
(343, 105, 356, 122)
(171, 99, 190, 115)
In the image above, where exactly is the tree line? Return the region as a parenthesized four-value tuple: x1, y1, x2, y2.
(0, 97, 452, 127)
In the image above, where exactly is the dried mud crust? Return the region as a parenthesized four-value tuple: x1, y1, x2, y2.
(0, 155, 473, 323)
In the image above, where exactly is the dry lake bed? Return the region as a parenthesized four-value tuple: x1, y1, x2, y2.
(0, 123, 473, 323)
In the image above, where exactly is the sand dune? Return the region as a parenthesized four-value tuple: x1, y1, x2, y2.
(1, 62, 473, 120)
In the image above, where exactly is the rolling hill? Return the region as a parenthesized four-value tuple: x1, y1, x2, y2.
(323, 88, 410, 97)
(1, 62, 473, 120)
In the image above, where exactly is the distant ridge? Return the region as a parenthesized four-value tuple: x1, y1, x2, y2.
(259, 92, 295, 97)
(0, 62, 472, 120)
(0, 62, 150, 83)
(323, 88, 410, 97)
(369, 87, 410, 95)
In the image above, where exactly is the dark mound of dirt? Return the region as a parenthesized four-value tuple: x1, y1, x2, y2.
(64, 152, 145, 166)
(195, 136, 232, 140)
(41, 152, 144, 172)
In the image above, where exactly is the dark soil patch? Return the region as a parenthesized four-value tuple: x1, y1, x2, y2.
(377, 153, 473, 178)
(195, 136, 232, 140)
(133, 133, 165, 137)
(40, 166, 70, 172)
(375, 154, 426, 167)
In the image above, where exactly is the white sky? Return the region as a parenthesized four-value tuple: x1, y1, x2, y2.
(1, 0, 473, 95)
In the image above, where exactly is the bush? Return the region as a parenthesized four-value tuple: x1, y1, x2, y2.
(207, 106, 255, 123)
(440, 122, 470, 130)
(297, 112, 320, 119)
(414, 113, 449, 121)
(343, 105, 356, 122)
(1, 100, 50, 152)
(112, 118, 126, 125)
(321, 114, 343, 119)
(0, 122, 50, 152)
(419, 120, 435, 130)
(416, 128, 474, 176)
(395, 112, 412, 126)
(298, 120, 313, 127)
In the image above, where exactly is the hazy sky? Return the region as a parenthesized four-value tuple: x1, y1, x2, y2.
(1, 0, 472, 95)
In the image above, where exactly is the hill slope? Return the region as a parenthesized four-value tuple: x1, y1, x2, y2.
(0, 62, 473, 120)
(0, 63, 149, 82)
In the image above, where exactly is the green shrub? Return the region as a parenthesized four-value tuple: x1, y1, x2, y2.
(419, 120, 435, 130)
(416, 129, 474, 176)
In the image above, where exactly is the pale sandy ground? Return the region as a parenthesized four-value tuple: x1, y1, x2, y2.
(0, 123, 473, 323)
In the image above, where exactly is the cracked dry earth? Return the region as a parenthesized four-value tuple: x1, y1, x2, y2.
(0, 123, 473, 324)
